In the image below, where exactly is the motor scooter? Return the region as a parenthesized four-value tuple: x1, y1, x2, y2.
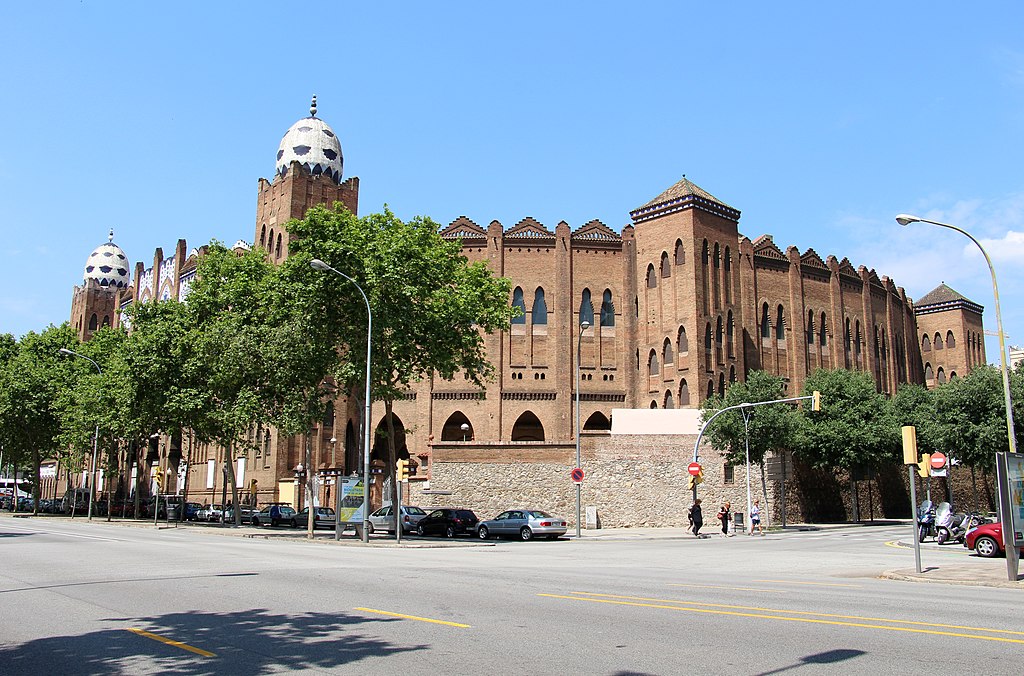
(917, 500, 935, 543)
(935, 502, 962, 544)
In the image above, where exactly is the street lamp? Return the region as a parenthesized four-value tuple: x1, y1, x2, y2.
(294, 463, 305, 511)
(58, 348, 101, 521)
(575, 319, 591, 539)
(460, 423, 470, 442)
(896, 214, 1018, 580)
(310, 258, 373, 543)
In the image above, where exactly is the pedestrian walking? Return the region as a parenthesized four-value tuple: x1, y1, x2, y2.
(718, 501, 732, 537)
(749, 499, 764, 536)
(689, 499, 703, 537)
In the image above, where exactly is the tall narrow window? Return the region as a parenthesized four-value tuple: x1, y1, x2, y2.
(579, 289, 594, 327)
(661, 252, 671, 278)
(819, 312, 827, 347)
(724, 246, 732, 304)
(646, 264, 657, 289)
(704, 323, 713, 369)
(260, 224, 266, 248)
(532, 288, 548, 325)
(945, 331, 956, 348)
(276, 233, 283, 258)
(674, 239, 685, 265)
(934, 332, 943, 350)
(922, 334, 931, 352)
(663, 338, 674, 365)
(776, 305, 785, 341)
(701, 240, 710, 315)
(727, 311, 734, 358)
(648, 350, 659, 376)
(511, 287, 526, 324)
(677, 325, 688, 354)
(712, 242, 721, 310)
(845, 318, 852, 352)
(761, 303, 771, 339)
(601, 290, 615, 327)
(807, 310, 815, 345)
(715, 316, 723, 364)
(679, 379, 690, 405)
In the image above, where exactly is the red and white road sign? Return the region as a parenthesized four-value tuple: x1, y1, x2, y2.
(687, 462, 702, 476)
(571, 467, 585, 484)
(930, 452, 947, 470)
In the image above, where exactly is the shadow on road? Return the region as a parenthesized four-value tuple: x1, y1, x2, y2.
(0, 607, 425, 675)
(756, 648, 867, 675)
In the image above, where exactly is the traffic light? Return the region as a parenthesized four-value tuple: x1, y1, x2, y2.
(811, 390, 821, 412)
(687, 470, 704, 490)
(396, 458, 409, 481)
(153, 472, 163, 492)
(917, 453, 931, 478)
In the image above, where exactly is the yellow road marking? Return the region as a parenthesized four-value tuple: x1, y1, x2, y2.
(127, 628, 215, 657)
(355, 607, 471, 628)
(667, 583, 786, 593)
(753, 579, 862, 588)
(539, 592, 1024, 643)
(885, 540, 907, 549)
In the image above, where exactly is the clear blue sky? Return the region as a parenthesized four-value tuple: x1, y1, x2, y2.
(3, 2, 1023, 363)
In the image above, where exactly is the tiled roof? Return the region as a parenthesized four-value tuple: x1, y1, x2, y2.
(630, 176, 741, 224)
(916, 283, 976, 307)
(639, 176, 735, 211)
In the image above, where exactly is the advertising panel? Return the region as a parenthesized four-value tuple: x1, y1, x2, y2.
(336, 477, 365, 524)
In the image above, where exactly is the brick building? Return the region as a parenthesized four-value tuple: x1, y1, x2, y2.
(68, 101, 985, 521)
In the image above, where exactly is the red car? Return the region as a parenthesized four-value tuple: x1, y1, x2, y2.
(965, 522, 1024, 558)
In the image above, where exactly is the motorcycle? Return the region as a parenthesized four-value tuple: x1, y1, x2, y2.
(935, 502, 959, 544)
(917, 500, 936, 543)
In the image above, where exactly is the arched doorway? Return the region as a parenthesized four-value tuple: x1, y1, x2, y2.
(441, 412, 474, 441)
(511, 411, 545, 441)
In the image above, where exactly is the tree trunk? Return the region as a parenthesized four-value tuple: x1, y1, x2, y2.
(758, 460, 770, 527)
(384, 400, 398, 511)
(224, 440, 241, 526)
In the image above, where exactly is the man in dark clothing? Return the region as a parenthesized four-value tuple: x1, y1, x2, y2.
(689, 499, 703, 537)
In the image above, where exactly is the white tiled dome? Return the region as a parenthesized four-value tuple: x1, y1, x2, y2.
(275, 96, 343, 184)
(84, 230, 131, 289)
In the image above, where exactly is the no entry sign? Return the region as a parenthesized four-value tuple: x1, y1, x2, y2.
(687, 462, 702, 476)
(930, 452, 947, 470)
(571, 467, 585, 484)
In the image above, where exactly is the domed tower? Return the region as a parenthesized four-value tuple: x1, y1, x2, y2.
(70, 230, 131, 341)
(255, 96, 359, 263)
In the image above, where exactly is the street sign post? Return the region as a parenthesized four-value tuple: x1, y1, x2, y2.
(930, 451, 947, 478)
(570, 468, 585, 484)
(687, 462, 702, 476)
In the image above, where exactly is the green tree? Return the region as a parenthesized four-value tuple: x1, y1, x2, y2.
(890, 383, 939, 454)
(701, 370, 797, 507)
(286, 204, 516, 508)
(794, 369, 897, 471)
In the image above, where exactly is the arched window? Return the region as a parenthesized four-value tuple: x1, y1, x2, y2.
(946, 331, 956, 348)
(661, 251, 671, 278)
(729, 365, 736, 383)
(579, 289, 594, 327)
(511, 411, 545, 442)
(89, 313, 98, 331)
(677, 326, 689, 354)
(260, 224, 266, 248)
(924, 363, 934, 381)
(776, 305, 785, 341)
(532, 288, 548, 325)
(707, 380, 714, 400)
(102, 315, 110, 327)
(937, 367, 946, 384)
(650, 400, 659, 409)
(601, 290, 615, 327)
(934, 332, 943, 350)
(715, 316, 723, 364)
(664, 390, 674, 409)
(648, 350, 659, 376)
(712, 243, 721, 309)
(845, 318, 852, 352)
(634, 295, 639, 319)
(276, 233, 283, 258)
(663, 338, 674, 365)
(701, 240, 710, 315)
(726, 311, 734, 358)
(268, 228, 275, 253)
(511, 287, 526, 324)
(950, 371, 958, 381)
(646, 264, 657, 289)
(761, 303, 770, 339)
(679, 379, 690, 405)
(855, 321, 862, 356)
(922, 334, 931, 352)
(674, 239, 685, 265)
(724, 246, 732, 304)
(704, 323, 713, 367)
(819, 312, 827, 347)
(718, 373, 726, 397)
(807, 310, 815, 345)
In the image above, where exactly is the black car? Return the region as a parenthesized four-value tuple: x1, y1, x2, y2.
(415, 508, 479, 538)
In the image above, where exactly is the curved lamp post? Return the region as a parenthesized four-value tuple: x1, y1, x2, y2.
(575, 320, 590, 538)
(896, 214, 1018, 580)
(58, 348, 101, 521)
(311, 258, 373, 543)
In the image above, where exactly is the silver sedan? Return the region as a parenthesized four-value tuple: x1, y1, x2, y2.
(477, 509, 568, 541)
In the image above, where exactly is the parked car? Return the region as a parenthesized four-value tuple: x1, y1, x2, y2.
(251, 503, 297, 527)
(966, 522, 1024, 558)
(183, 502, 203, 521)
(368, 505, 427, 535)
(297, 506, 337, 530)
(61, 488, 91, 514)
(222, 505, 256, 524)
(414, 508, 479, 538)
(198, 504, 224, 522)
(477, 509, 568, 541)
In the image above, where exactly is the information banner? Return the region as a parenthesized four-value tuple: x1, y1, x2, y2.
(1006, 452, 1024, 546)
(336, 477, 365, 524)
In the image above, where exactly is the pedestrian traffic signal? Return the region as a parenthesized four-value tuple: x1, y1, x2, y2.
(811, 390, 821, 412)
(396, 458, 409, 481)
(917, 453, 931, 478)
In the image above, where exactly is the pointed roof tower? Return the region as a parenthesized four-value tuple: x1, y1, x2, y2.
(914, 282, 984, 316)
(630, 175, 740, 225)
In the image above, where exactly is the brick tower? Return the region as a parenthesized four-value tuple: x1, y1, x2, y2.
(70, 230, 131, 340)
(628, 177, 744, 407)
(914, 283, 986, 387)
(254, 96, 359, 262)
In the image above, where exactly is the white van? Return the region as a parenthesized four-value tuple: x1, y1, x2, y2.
(61, 488, 91, 513)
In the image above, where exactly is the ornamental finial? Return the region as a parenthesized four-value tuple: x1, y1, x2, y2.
(108, 228, 114, 243)
(310, 95, 317, 117)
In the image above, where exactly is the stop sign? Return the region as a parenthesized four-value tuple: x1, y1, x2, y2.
(687, 462, 702, 476)
(930, 452, 947, 470)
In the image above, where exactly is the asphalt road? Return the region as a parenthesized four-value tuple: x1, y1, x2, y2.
(1, 517, 1021, 675)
